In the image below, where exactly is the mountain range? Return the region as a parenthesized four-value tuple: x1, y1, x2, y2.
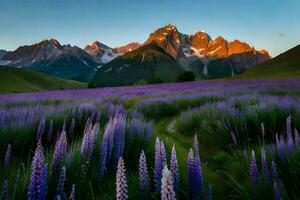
(0, 24, 270, 85)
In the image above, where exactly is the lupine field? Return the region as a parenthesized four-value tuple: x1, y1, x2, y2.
(1, 79, 300, 200)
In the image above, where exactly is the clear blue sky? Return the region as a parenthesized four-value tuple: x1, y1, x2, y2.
(0, 0, 299, 56)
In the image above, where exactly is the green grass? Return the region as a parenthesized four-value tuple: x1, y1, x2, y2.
(234, 44, 300, 79)
(0, 65, 86, 94)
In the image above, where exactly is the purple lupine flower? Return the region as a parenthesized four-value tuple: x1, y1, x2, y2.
(192, 135, 203, 196)
(154, 137, 163, 192)
(261, 147, 270, 182)
(52, 130, 68, 174)
(47, 120, 53, 142)
(28, 141, 48, 200)
(250, 150, 259, 186)
(2, 179, 9, 200)
(98, 120, 111, 180)
(4, 144, 11, 169)
(187, 149, 195, 198)
(276, 134, 285, 162)
(205, 185, 212, 200)
(56, 167, 67, 200)
(106, 118, 116, 163)
(88, 123, 100, 159)
(271, 161, 278, 180)
(69, 184, 76, 200)
(112, 113, 126, 166)
(194, 151, 203, 197)
(80, 122, 99, 160)
(160, 141, 167, 169)
(170, 145, 179, 192)
(273, 181, 282, 200)
(161, 165, 176, 200)
(116, 157, 128, 200)
(139, 150, 149, 197)
(36, 119, 46, 141)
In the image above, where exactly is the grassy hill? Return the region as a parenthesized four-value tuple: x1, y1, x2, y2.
(0, 66, 86, 94)
(90, 42, 185, 87)
(235, 44, 300, 79)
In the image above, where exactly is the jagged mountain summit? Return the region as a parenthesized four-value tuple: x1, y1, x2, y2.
(84, 41, 141, 64)
(144, 24, 270, 78)
(2, 39, 99, 81)
(90, 24, 270, 87)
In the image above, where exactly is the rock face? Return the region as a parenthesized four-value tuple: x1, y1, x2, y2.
(2, 39, 98, 81)
(113, 42, 142, 54)
(145, 24, 185, 59)
(143, 24, 270, 78)
(84, 41, 119, 63)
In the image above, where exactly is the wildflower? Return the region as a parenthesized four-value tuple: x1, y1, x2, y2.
(52, 130, 68, 174)
(154, 137, 164, 192)
(170, 145, 179, 192)
(161, 165, 176, 200)
(56, 167, 67, 200)
(116, 157, 128, 200)
(250, 150, 259, 186)
(28, 141, 48, 200)
(139, 150, 149, 197)
(36, 119, 46, 141)
(69, 184, 76, 200)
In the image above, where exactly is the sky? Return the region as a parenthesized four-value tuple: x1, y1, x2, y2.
(0, 0, 299, 56)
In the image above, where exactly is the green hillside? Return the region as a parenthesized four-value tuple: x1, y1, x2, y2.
(0, 66, 86, 94)
(90, 42, 185, 87)
(235, 44, 300, 79)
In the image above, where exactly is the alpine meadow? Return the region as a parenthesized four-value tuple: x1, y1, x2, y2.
(0, 0, 300, 200)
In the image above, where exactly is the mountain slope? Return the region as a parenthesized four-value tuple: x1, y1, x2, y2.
(0, 65, 86, 94)
(145, 24, 270, 78)
(2, 39, 98, 81)
(235, 45, 300, 79)
(90, 42, 184, 87)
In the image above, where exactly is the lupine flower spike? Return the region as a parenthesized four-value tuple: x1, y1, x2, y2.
(170, 145, 179, 192)
(250, 150, 259, 187)
(116, 157, 128, 200)
(161, 165, 176, 200)
(139, 150, 149, 197)
(52, 130, 68, 174)
(56, 167, 67, 200)
(28, 140, 47, 200)
(69, 184, 76, 200)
